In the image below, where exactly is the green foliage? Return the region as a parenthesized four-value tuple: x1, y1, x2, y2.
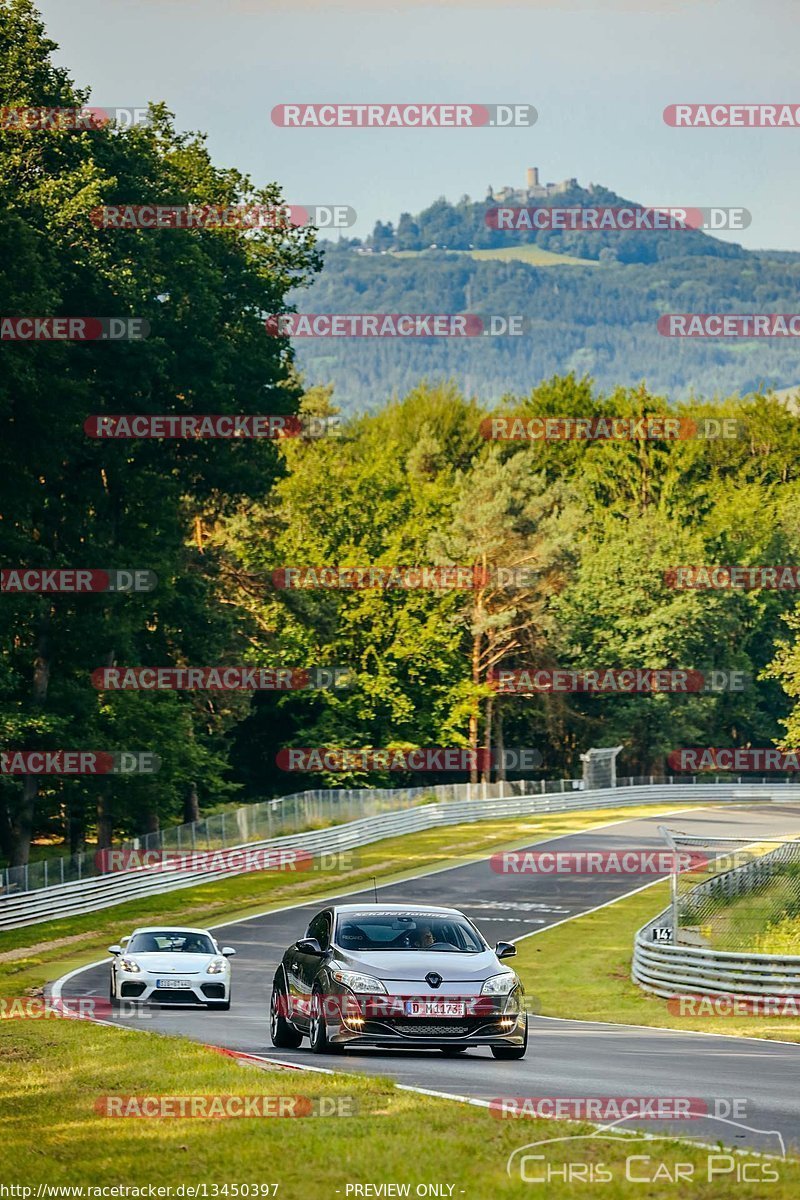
(0, 0, 319, 861)
(293, 243, 800, 412)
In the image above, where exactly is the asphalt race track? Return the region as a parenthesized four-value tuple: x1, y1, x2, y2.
(57, 804, 800, 1157)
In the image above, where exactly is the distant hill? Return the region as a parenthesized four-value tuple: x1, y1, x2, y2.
(289, 184, 800, 413)
(394, 245, 598, 267)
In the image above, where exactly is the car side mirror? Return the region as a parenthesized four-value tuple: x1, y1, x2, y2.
(496, 941, 516, 960)
(296, 937, 325, 956)
(221, 947, 236, 957)
(108, 945, 123, 956)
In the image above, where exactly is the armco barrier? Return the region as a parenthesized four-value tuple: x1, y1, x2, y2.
(3, 780, 800, 930)
(633, 835, 800, 1000)
(634, 908, 800, 1000)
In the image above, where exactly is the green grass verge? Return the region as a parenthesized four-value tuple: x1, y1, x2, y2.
(3, 801, 799, 1192)
(1, 1013, 797, 1194)
(515, 880, 800, 1042)
(753, 912, 800, 955)
(694, 870, 800, 953)
(0, 804, 693, 997)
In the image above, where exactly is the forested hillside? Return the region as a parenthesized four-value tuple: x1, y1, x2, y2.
(292, 241, 800, 411)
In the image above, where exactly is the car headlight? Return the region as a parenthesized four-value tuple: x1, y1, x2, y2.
(206, 958, 227, 975)
(119, 958, 141, 974)
(481, 972, 517, 995)
(330, 969, 387, 994)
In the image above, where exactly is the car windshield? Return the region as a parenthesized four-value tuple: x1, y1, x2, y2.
(127, 932, 215, 955)
(335, 911, 484, 953)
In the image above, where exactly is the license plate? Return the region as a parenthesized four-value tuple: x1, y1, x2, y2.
(157, 978, 191, 989)
(404, 1000, 466, 1018)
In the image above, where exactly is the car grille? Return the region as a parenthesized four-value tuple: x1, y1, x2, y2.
(151, 989, 199, 1003)
(119, 982, 146, 998)
(200, 983, 226, 999)
(390, 1021, 471, 1037)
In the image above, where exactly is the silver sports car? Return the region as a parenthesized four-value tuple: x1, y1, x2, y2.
(270, 903, 527, 1058)
(108, 926, 236, 1009)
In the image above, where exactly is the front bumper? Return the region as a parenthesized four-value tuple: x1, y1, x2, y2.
(116, 974, 229, 1005)
(320, 989, 527, 1047)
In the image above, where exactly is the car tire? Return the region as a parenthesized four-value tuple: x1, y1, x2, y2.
(490, 1015, 528, 1060)
(309, 985, 341, 1054)
(109, 974, 120, 1011)
(270, 976, 303, 1049)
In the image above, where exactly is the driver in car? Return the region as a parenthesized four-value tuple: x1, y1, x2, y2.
(416, 924, 436, 948)
(182, 935, 207, 954)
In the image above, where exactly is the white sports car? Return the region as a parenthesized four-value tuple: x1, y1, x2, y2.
(108, 926, 236, 1010)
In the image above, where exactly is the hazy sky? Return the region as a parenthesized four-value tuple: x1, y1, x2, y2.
(36, 0, 800, 249)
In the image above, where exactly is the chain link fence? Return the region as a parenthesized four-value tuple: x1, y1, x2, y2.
(5, 771, 798, 898)
(2, 775, 580, 896)
(661, 826, 800, 951)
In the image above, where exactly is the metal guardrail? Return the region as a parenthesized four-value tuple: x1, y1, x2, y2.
(4, 771, 793, 896)
(3, 780, 800, 931)
(3, 776, 576, 896)
(634, 910, 800, 998)
(633, 833, 800, 999)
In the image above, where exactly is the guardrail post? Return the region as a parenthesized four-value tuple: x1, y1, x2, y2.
(221, 812, 227, 846)
(60, 857, 64, 885)
(658, 825, 680, 941)
(43, 860, 48, 888)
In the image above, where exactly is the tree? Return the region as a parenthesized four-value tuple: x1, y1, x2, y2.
(0, 0, 320, 862)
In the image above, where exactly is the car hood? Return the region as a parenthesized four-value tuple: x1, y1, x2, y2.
(129, 953, 216, 975)
(334, 948, 503, 983)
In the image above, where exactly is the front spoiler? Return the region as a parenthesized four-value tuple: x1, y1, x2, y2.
(329, 1016, 527, 1049)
